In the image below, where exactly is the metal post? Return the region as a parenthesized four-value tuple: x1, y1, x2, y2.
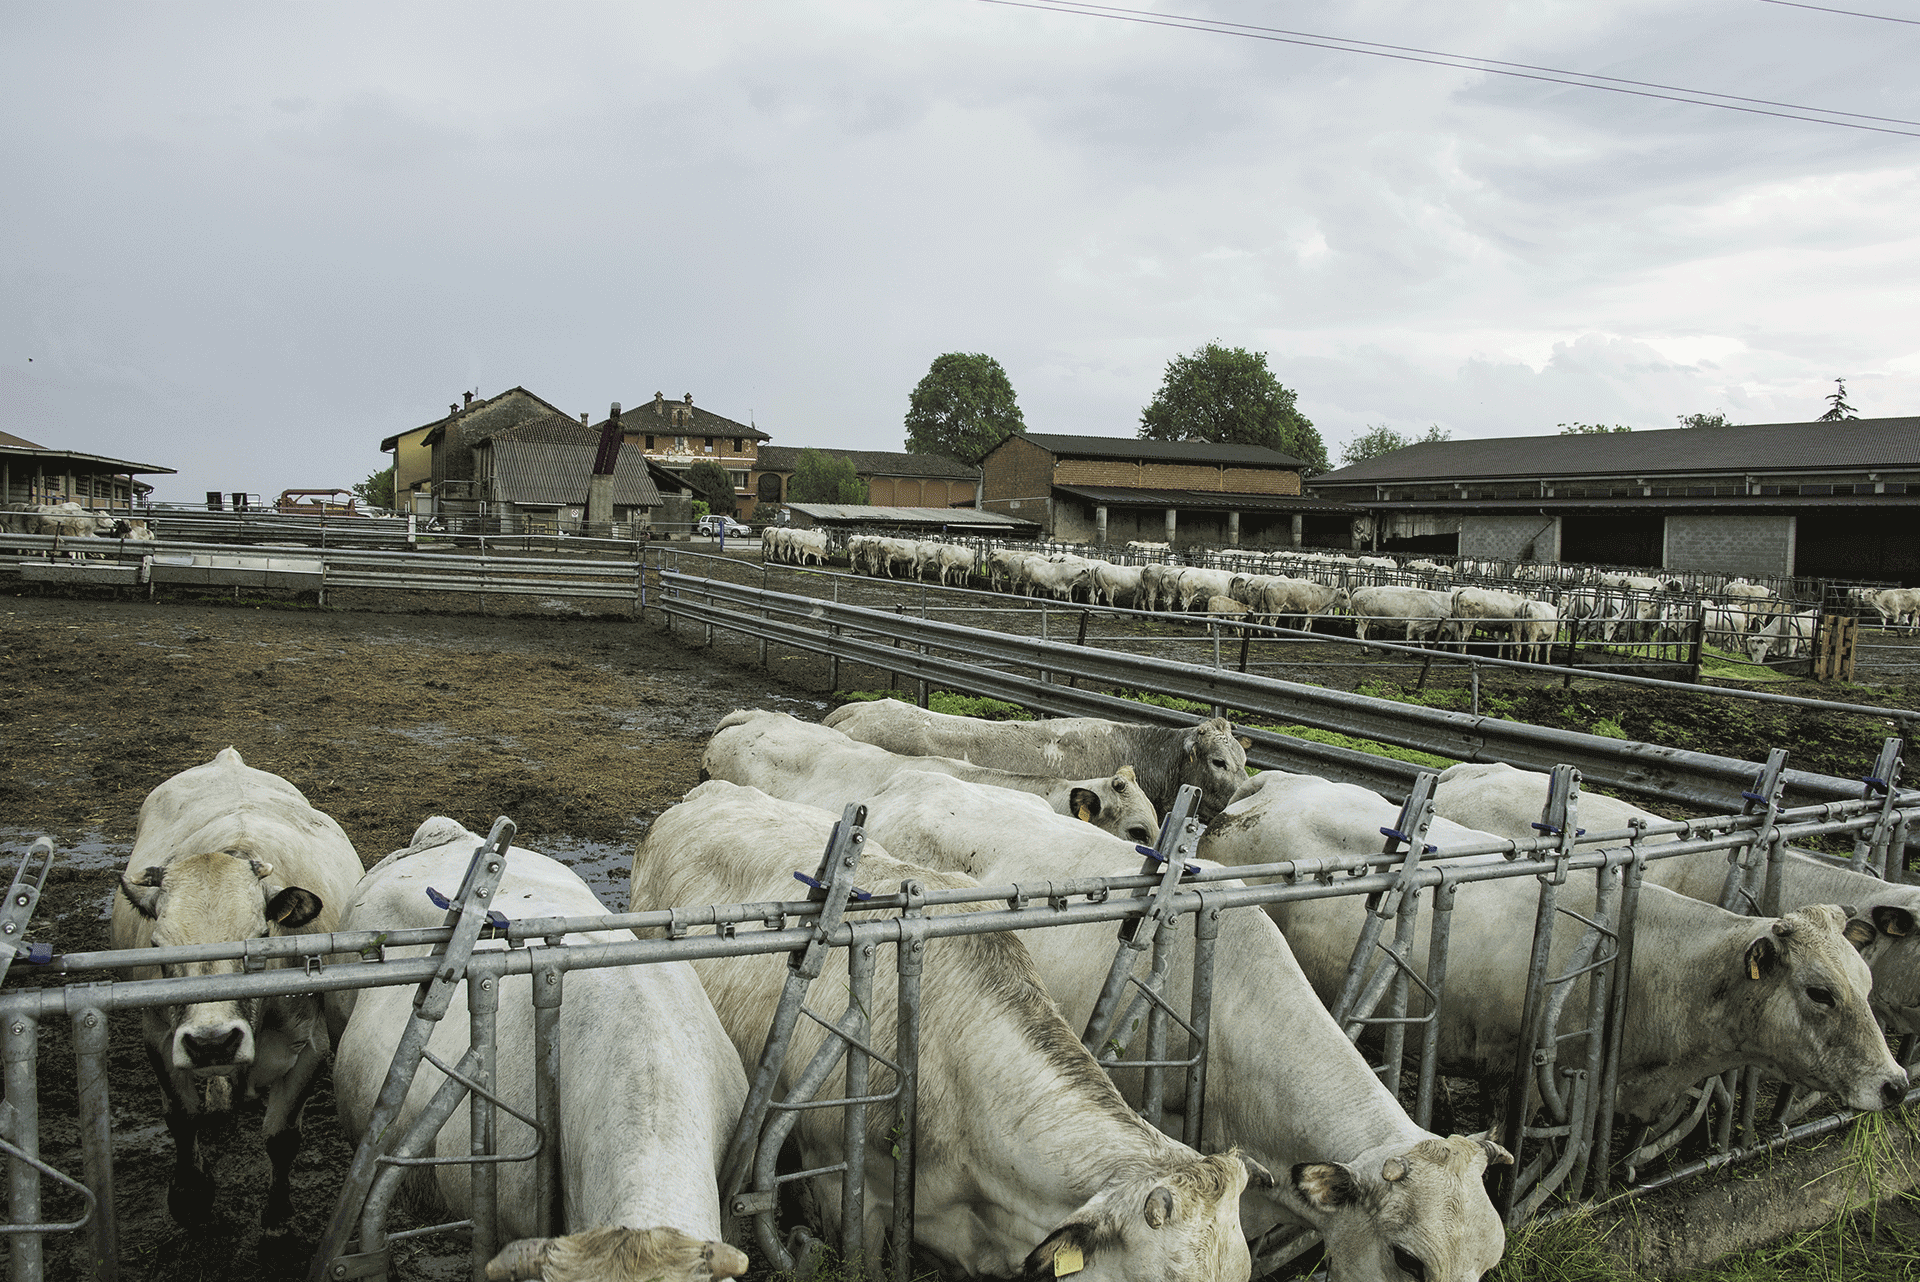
(1183, 897, 1221, 1151)
(6, 1013, 41, 1282)
(1413, 872, 1459, 1130)
(1590, 854, 1644, 1198)
(891, 909, 928, 1282)
(532, 960, 563, 1236)
(842, 935, 876, 1270)
(71, 997, 117, 1282)
(469, 964, 502, 1278)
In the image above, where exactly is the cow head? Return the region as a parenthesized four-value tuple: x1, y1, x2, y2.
(1178, 720, 1252, 823)
(1855, 902, 1920, 1034)
(1021, 1150, 1254, 1282)
(1741, 904, 1908, 1113)
(1069, 766, 1160, 846)
(487, 1227, 749, 1282)
(1288, 1136, 1509, 1282)
(120, 850, 326, 1074)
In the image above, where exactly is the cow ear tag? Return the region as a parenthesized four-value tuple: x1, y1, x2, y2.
(1053, 1244, 1085, 1277)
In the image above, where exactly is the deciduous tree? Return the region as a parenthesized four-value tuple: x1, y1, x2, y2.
(1676, 410, 1732, 429)
(1339, 423, 1449, 466)
(352, 466, 395, 509)
(791, 450, 868, 504)
(686, 459, 737, 516)
(1137, 344, 1327, 473)
(904, 353, 1026, 460)
(1558, 422, 1633, 435)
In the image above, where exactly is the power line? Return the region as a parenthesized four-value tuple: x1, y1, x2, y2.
(971, 0, 1920, 139)
(1757, 0, 1920, 25)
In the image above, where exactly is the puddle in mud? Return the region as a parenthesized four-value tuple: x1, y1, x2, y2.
(535, 834, 634, 904)
(0, 826, 128, 872)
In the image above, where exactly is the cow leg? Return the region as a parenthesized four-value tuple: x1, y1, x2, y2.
(259, 1037, 328, 1229)
(146, 1042, 217, 1225)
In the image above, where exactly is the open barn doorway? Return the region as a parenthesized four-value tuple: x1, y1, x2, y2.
(1562, 509, 1662, 568)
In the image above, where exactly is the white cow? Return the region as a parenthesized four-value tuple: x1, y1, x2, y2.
(857, 772, 1513, 1282)
(333, 818, 749, 1282)
(1870, 588, 1920, 635)
(1175, 568, 1237, 613)
(1747, 609, 1817, 663)
(1449, 588, 1530, 652)
(1432, 761, 1920, 1035)
(1092, 561, 1145, 608)
(1348, 586, 1458, 651)
(1200, 772, 1908, 1121)
(703, 709, 1162, 844)
(1139, 562, 1186, 613)
(635, 783, 1261, 1281)
(823, 701, 1251, 821)
(1517, 599, 1560, 664)
(110, 747, 364, 1227)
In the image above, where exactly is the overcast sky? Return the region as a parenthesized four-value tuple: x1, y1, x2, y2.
(4, 1, 1916, 503)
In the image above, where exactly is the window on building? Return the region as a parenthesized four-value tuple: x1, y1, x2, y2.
(646, 435, 655, 450)
(732, 438, 742, 452)
(675, 436, 688, 452)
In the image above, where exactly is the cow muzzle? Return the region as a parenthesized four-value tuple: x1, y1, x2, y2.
(171, 1015, 255, 1073)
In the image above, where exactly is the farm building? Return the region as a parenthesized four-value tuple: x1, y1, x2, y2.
(467, 417, 671, 532)
(1309, 415, 1920, 584)
(1, 429, 173, 509)
(751, 447, 979, 520)
(975, 432, 1364, 548)
(385, 387, 762, 524)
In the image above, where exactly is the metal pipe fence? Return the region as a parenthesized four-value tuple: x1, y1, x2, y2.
(5, 777, 1917, 1281)
(652, 559, 1920, 817)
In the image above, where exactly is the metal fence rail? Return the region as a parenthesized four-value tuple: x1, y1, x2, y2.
(655, 565, 1920, 819)
(5, 780, 1917, 1281)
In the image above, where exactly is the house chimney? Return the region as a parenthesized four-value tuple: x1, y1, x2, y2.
(683, 392, 693, 406)
(464, 391, 475, 407)
(450, 404, 459, 416)
(580, 412, 589, 424)
(653, 392, 665, 415)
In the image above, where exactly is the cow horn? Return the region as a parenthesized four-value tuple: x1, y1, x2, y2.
(1381, 1157, 1408, 1182)
(1478, 1139, 1514, 1167)
(485, 1238, 551, 1280)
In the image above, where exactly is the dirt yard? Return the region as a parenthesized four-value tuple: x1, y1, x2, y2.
(0, 590, 829, 1281)
(2, 568, 1914, 1282)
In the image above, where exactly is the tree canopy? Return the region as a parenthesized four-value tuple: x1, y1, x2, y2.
(1137, 344, 1327, 473)
(685, 459, 736, 516)
(1558, 422, 1632, 435)
(1819, 379, 1858, 422)
(1339, 423, 1449, 466)
(791, 449, 868, 504)
(1676, 410, 1732, 429)
(904, 353, 1026, 460)
(352, 466, 395, 510)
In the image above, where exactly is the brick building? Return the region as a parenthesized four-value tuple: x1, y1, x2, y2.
(751, 447, 979, 519)
(976, 432, 1362, 548)
(592, 393, 770, 518)
(1307, 416, 1920, 583)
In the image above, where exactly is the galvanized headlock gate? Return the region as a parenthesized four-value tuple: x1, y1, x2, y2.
(5, 782, 1920, 1282)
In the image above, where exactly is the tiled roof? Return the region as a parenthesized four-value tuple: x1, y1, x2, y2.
(987, 432, 1306, 469)
(756, 446, 979, 479)
(396, 386, 578, 451)
(596, 396, 769, 442)
(485, 439, 662, 508)
(1053, 485, 1363, 513)
(0, 430, 45, 449)
(1314, 416, 1920, 485)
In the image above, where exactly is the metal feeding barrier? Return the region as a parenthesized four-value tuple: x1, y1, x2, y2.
(652, 563, 1920, 821)
(3, 759, 1918, 1282)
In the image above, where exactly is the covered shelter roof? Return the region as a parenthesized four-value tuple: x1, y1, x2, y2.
(786, 503, 1038, 531)
(1053, 485, 1363, 514)
(483, 439, 663, 508)
(981, 432, 1306, 469)
(1314, 416, 1920, 485)
(756, 445, 978, 479)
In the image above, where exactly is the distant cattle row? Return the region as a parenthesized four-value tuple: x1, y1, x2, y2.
(2, 501, 152, 541)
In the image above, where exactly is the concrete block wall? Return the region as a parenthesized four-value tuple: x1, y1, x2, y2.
(1662, 514, 1795, 577)
(1459, 514, 1561, 562)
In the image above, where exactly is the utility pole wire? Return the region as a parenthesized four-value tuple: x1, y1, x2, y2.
(1757, 0, 1920, 26)
(973, 0, 1920, 139)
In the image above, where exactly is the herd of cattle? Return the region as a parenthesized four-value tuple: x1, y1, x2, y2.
(102, 701, 1919, 1281)
(1, 501, 153, 542)
(815, 534, 1913, 664)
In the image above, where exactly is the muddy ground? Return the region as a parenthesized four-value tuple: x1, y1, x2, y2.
(2, 563, 1915, 1281)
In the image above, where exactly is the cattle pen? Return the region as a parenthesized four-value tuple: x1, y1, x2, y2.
(4, 541, 1920, 1281)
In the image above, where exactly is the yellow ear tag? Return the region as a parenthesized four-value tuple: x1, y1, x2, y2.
(1054, 1244, 1085, 1277)
(1747, 956, 1761, 981)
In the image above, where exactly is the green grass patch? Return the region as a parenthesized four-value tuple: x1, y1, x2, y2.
(1698, 648, 1799, 684)
(1251, 723, 1457, 770)
(1590, 716, 1629, 740)
(834, 689, 1036, 721)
